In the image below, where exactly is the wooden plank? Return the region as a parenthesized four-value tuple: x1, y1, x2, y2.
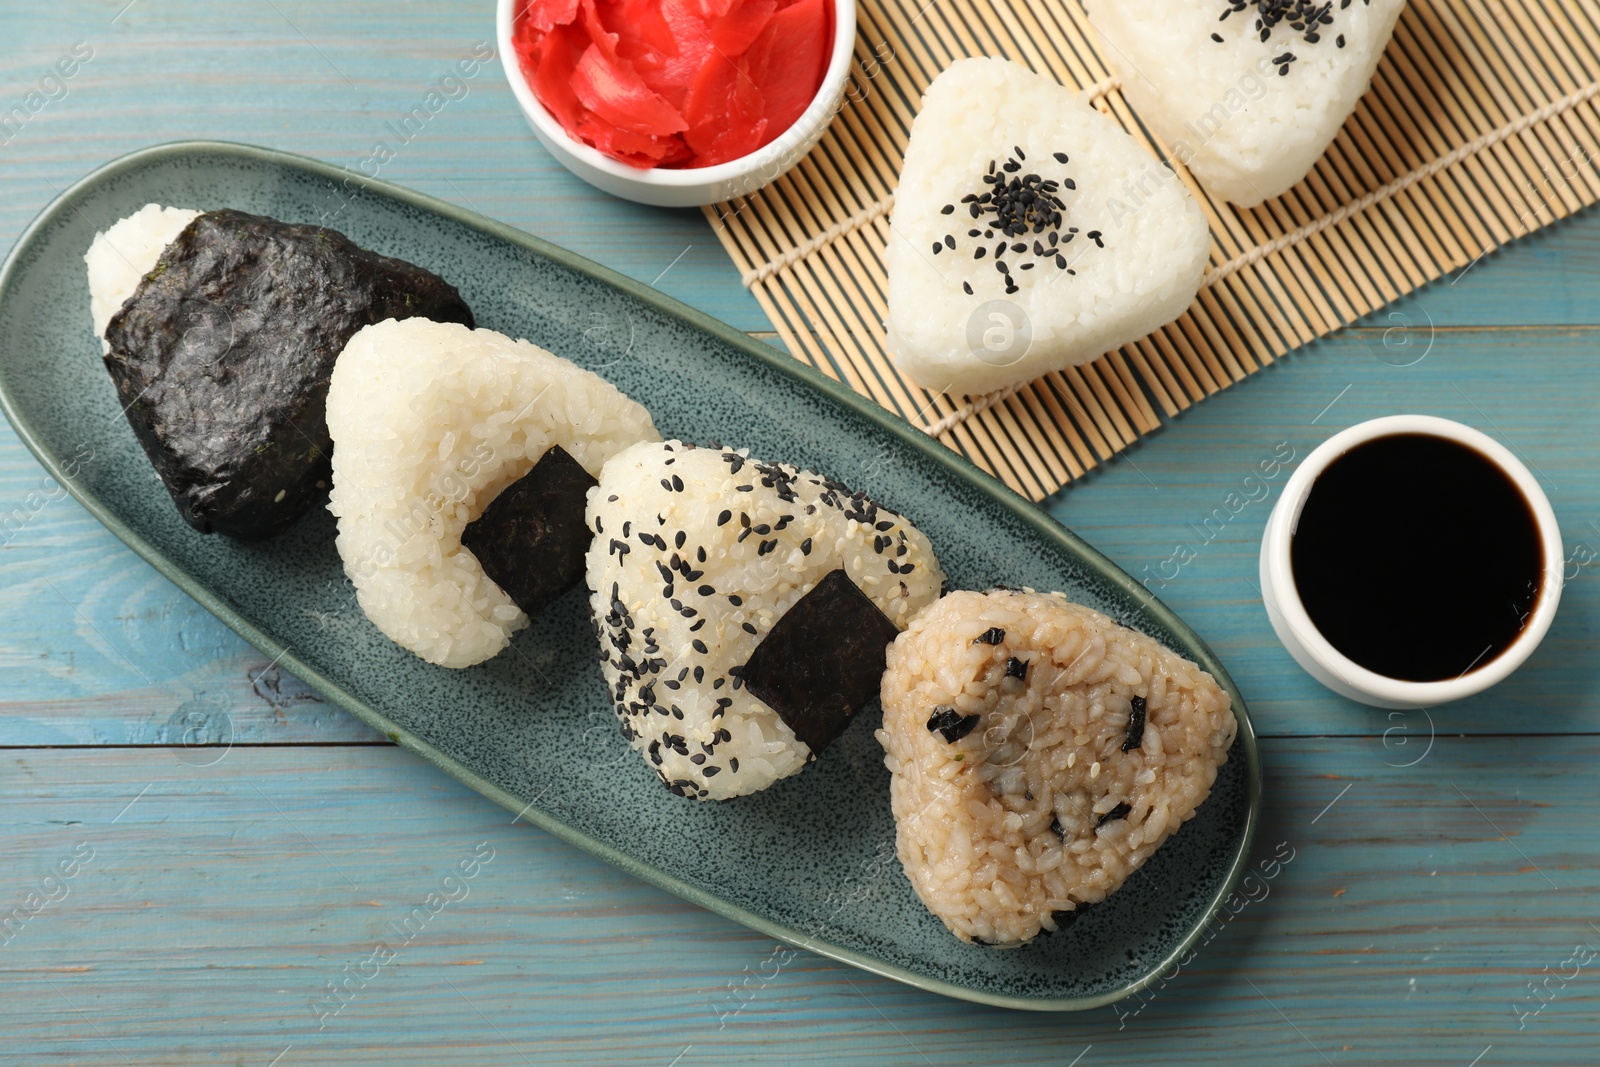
(0, 1, 772, 332)
(0, 740, 1596, 1065)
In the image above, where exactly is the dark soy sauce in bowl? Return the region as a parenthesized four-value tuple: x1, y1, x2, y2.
(1290, 433, 1545, 682)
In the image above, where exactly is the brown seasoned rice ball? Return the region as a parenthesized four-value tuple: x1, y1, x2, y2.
(876, 589, 1236, 946)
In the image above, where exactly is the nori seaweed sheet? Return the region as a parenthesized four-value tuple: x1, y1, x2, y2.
(460, 445, 597, 617)
(101, 209, 474, 539)
(925, 706, 980, 743)
(739, 568, 900, 755)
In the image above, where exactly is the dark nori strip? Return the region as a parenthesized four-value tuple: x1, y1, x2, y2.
(1005, 656, 1027, 679)
(975, 627, 1006, 645)
(1095, 802, 1133, 829)
(739, 569, 899, 755)
(926, 706, 980, 743)
(101, 209, 473, 539)
(460, 445, 597, 618)
(1122, 695, 1148, 752)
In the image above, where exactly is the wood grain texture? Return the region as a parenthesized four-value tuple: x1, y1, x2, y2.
(0, 0, 1598, 1062)
(3, 743, 1597, 1067)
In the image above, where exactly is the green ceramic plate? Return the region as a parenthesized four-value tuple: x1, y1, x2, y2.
(0, 141, 1260, 1011)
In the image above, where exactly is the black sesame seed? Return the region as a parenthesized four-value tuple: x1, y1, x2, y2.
(717, 510, 731, 526)
(1053, 152, 1068, 163)
(940, 203, 955, 214)
(944, 234, 956, 249)
(932, 242, 942, 255)
(963, 281, 973, 295)
(1211, 31, 1223, 41)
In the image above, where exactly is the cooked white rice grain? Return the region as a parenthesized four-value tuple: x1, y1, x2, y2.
(887, 57, 1210, 398)
(588, 441, 945, 800)
(1085, 0, 1406, 205)
(84, 203, 202, 349)
(328, 318, 658, 668)
(878, 589, 1236, 946)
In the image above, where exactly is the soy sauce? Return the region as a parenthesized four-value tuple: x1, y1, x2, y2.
(1291, 433, 1544, 682)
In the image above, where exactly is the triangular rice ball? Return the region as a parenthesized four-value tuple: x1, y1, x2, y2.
(886, 58, 1211, 398)
(877, 589, 1237, 946)
(1086, 0, 1407, 206)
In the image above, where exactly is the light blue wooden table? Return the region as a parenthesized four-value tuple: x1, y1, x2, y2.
(3, 2, 1599, 1064)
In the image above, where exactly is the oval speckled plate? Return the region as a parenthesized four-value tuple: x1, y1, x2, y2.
(0, 141, 1260, 1011)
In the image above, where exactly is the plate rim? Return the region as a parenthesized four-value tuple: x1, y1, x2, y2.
(0, 139, 1262, 1012)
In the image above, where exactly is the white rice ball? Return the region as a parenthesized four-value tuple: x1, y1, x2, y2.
(1085, 0, 1406, 205)
(588, 441, 945, 800)
(328, 319, 658, 668)
(84, 203, 202, 349)
(887, 58, 1211, 397)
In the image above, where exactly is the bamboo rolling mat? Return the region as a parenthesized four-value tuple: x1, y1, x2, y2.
(704, 0, 1600, 501)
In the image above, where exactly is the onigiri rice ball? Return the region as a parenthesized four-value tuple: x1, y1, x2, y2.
(327, 318, 658, 668)
(588, 441, 945, 800)
(887, 57, 1211, 398)
(878, 589, 1236, 946)
(1085, 0, 1406, 205)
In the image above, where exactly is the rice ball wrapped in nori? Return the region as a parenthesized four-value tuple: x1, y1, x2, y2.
(587, 441, 945, 801)
(877, 589, 1236, 946)
(95, 208, 474, 539)
(327, 319, 658, 669)
(1084, 0, 1406, 206)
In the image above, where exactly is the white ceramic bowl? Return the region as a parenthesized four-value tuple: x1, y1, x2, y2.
(495, 0, 857, 208)
(1259, 414, 1564, 709)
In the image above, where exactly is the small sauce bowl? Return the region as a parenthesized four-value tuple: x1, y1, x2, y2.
(495, 0, 858, 208)
(1258, 414, 1564, 709)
